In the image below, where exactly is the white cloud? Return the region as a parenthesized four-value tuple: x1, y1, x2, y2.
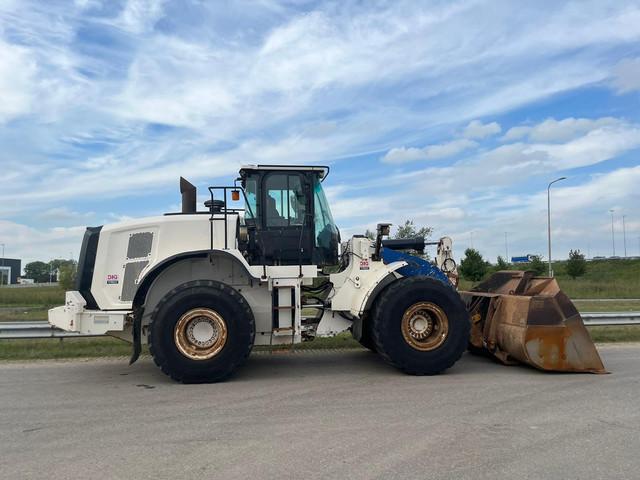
(382, 147, 429, 164)
(1, 1, 640, 263)
(382, 139, 476, 164)
(526, 122, 640, 169)
(501, 126, 530, 142)
(502, 117, 621, 143)
(463, 120, 501, 139)
(612, 57, 640, 93)
(116, 0, 167, 34)
(0, 220, 86, 266)
(0, 40, 36, 123)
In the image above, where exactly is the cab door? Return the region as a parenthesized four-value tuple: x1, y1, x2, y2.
(255, 172, 314, 265)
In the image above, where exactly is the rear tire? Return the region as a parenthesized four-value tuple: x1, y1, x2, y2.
(371, 276, 469, 375)
(149, 280, 255, 383)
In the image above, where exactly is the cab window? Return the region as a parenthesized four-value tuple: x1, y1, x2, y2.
(244, 177, 257, 220)
(313, 177, 337, 248)
(264, 174, 306, 227)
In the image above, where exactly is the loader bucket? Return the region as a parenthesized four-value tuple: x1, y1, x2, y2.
(459, 271, 606, 373)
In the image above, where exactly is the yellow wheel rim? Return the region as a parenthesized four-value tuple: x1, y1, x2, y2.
(174, 308, 228, 360)
(401, 302, 449, 351)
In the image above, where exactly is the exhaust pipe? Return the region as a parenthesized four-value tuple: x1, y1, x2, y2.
(180, 177, 197, 214)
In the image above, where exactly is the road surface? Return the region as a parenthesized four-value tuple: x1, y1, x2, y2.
(1, 346, 639, 479)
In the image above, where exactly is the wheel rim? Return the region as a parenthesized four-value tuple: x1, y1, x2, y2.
(401, 302, 449, 351)
(174, 308, 228, 360)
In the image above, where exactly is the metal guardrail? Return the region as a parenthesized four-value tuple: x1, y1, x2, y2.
(573, 298, 640, 302)
(1, 314, 640, 340)
(0, 322, 103, 339)
(581, 312, 640, 326)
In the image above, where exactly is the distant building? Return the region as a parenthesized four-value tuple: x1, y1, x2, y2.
(0, 258, 21, 285)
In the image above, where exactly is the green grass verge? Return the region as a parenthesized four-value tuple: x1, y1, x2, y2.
(0, 333, 361, 361)
(0, 337, 138, 361)
(460, 258, 640, 299)
(0, 286, 64, 307)
(587, 326, 640, 343)
(0, 308, 52, 322)
(571, 300, 640, 312)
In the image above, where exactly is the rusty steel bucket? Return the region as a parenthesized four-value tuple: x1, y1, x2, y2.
(459, 271, 606, 373)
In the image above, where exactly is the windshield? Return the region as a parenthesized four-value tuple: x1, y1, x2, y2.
(313, 176, 338, 248)
(244, 177, 257, 220)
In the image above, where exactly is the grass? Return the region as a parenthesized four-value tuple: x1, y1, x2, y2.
(0, 308, 50, 322)
(0, 333, 361, 361)
(459, 258, 640, 299)
(571, 300, 640, 312)
(0, 285, 64, 307)
(0, 337, 137, 361)
(587, 326, 640, 343)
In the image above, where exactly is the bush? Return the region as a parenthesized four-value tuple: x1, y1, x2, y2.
(528, 255, 547, 275)
(459, 248, 489, 281)
(495, 256, 510, 271)
(566, 249, 587, 279)
(58, 264, 77, 290)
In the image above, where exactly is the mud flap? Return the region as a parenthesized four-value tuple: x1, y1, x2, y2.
(129, 308, 143, 365)
(460, 271, 606, 373)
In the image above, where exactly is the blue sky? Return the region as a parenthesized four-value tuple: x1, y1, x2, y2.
(1, 0, 639, 265)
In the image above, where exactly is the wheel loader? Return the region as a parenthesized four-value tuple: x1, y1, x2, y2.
(48, 165, 605, 382)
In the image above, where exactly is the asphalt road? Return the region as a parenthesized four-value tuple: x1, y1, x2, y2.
(1, 346, 639, 480)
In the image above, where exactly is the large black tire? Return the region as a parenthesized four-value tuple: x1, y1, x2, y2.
(149, 280, 255, 383)
(371, 276, 469, 375)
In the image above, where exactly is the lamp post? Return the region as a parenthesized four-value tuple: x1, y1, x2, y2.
(610, 209, 615, 257)
(547, 177, 566, 277)
(504, 232, 509, 262)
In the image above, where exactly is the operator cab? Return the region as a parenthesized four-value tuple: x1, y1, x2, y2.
(239, 165, 340, 266)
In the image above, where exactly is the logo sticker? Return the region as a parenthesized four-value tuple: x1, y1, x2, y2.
(106, 274, 119, 285)
(359, 259, 370, 270)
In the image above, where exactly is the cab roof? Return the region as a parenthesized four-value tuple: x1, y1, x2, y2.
(239, 164, 329, 180)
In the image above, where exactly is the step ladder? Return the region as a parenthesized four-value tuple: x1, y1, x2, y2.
(270, 279, 301, 347)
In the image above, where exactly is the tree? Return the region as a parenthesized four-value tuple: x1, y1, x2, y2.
(392, 220, 433, 259)
(495, 256, 510, 271)
(394, 220, 432, 240)
(58, 263, 78, 290)
(24, 261, 51, 283)
(364, 229, 375, 240)
(48, 258, 75, 272)
(566, 249, 587, 279)
(528, 255, 547, 275)
(459, 248, 489, 281)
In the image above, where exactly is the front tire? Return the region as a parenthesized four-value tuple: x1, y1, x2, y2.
(371, 276, 469, 375)
(149, 280, 255, 383)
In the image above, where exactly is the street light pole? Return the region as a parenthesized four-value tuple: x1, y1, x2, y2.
(622, 215, 627, 258)
(610, 209, 615, 257)
(547, 177, 567, 277)
(504, 232, 509, 261)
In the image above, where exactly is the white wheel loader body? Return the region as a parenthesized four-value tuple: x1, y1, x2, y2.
(48, 164, 604, 382)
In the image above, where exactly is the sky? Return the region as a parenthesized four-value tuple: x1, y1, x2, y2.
(1, 0, 639, 267)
